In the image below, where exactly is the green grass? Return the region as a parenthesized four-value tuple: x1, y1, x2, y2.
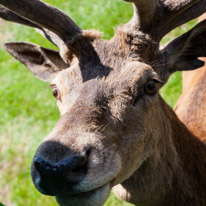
(0, 1, 197, 206)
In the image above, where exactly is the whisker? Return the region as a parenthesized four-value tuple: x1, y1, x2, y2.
(100, 121, 113, 132)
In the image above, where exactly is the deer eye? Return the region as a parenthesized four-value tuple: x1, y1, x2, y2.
(144, 80, 157, 95)
(52, 88, 58, 98)
(49, 84, 60, 99)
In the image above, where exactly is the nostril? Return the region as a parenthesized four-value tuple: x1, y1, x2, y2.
(86, 149, 91, 158)
(71, 157, 86, 172)
(68, 155, 86, 170)
(71, 149, 90, 172)
(32, 154, 89, 195)
(34, 155, 88, 175)
(34, 156, 53, 176)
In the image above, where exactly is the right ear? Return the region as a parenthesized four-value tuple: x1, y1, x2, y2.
(4, 42, 69, 82)
(161, 20, 206, 76)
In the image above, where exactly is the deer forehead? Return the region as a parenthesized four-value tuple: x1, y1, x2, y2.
(52, 61, 158, 116)
(52, 61, 157, 95)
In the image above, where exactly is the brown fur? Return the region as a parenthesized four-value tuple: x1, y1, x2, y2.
(175, 14, 206, 142)
(113, 97, 206, 206)
(2, 2, 206, 206)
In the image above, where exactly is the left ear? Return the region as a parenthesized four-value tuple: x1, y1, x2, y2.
(161, 20, 206, 75)
(4, 42, 69, 82)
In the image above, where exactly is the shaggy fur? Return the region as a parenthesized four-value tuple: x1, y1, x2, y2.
(1, 1, 206, 206)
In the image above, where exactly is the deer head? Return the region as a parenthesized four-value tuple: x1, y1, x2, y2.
(1, 0, 206, 206)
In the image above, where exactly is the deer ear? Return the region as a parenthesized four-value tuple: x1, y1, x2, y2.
(162, 20, 206, 75)
(4, 42, 69, 82)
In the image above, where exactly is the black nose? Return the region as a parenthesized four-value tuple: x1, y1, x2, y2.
(32, 154, 88, 196)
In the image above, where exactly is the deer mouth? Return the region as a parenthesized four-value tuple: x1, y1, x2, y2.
(56, 183, 111, 206)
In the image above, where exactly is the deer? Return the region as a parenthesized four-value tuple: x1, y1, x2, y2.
(0, 0, 206, 206)
(175, 13, 206, 143)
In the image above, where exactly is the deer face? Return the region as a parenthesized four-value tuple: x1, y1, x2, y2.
(1, 0, 206, 206)
(6, 38, 165, 206)
(42, 65, 163, 206)
(27, 40, 164, 206)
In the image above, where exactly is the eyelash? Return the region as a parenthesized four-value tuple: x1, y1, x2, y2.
(132, 79, 161, 105)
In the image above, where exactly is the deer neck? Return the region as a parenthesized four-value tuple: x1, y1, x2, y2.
(113, 98, 206, 206)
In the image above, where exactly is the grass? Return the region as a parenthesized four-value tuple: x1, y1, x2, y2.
(0, 0, 197, 205)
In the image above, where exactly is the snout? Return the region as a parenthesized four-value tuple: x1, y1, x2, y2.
(31, 141, 90, 196)
(32, 155, 88, 195)
(31, 139, 121, 206)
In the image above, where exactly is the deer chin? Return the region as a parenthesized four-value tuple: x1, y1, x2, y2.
(56, 183, 111, 206)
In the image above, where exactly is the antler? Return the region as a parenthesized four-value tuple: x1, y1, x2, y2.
(0, 0, 82, 44)
(125, 0, 206, 42)
(0, 5, 41, 29)
(124, 0, 157, 31)
(0, 5, 60, 46)
(0, 0, 84, 62)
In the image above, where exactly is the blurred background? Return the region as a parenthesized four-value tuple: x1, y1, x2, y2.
(0, 0, 197, 205)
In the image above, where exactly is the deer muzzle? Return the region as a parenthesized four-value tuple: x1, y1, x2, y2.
(32, 154, 88, 196)
(30, 136, 120, 206)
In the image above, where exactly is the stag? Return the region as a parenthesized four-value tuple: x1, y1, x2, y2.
(1, 0, 206, 206)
